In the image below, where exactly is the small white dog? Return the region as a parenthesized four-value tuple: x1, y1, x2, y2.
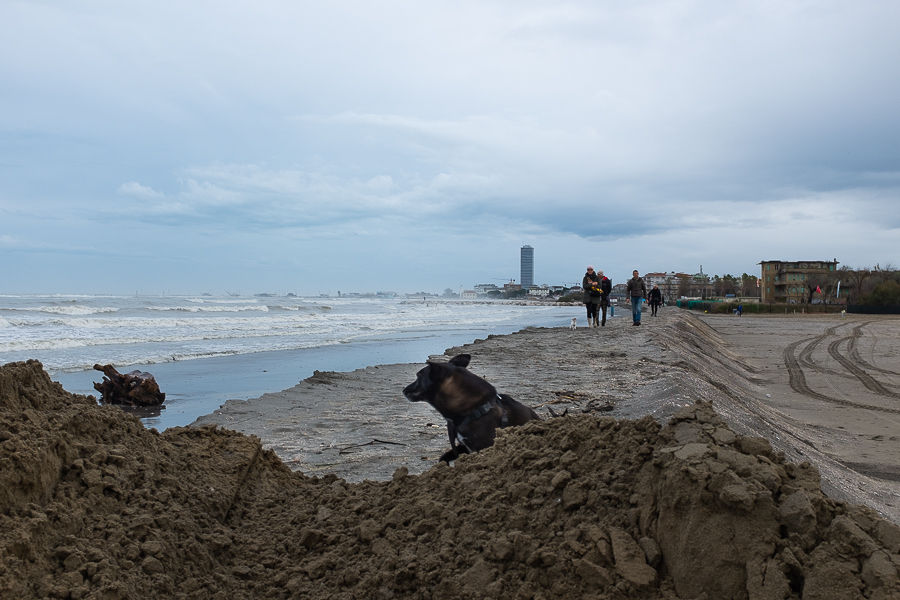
(570, 317, 578, 330)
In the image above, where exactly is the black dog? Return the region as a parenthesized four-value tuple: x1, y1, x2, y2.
(403, 354, 540, 463)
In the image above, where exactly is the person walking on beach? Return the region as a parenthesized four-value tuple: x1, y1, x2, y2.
(582, 266, 601, 327)
(648, 284, 662, 317)
(626, 270, 647, 326)
(597, 270, 612, 326)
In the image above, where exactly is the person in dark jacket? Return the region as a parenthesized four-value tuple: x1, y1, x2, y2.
(597, 270, 612, 326)
(626, 270, 647, 326)
(582, 266, 601, 327)
(648, 284, 662, 316)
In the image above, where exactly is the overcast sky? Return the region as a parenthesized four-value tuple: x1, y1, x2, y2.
(1, 1, 898, 295)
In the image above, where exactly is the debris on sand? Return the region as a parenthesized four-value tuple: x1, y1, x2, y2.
(2, 359, 900, 599)
(92, 363, 166, 407)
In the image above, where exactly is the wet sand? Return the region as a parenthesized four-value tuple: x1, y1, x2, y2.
(192, 309, 900, 524)
(698, 312, 900, 519)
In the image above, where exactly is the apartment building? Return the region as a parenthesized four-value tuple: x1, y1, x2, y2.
(644, 270, 712, 301)
(520, 245, 534, 289)
(759, 259, 839, 303)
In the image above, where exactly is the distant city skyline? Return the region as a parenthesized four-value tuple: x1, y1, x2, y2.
(114, 257, 856, 299)
(149, 260, 838, 298)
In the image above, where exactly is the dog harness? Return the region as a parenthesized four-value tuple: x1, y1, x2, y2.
(451, 394, 509, 453)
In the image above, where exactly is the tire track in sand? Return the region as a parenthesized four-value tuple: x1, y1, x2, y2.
(783, 335, 900, 415)
(797, 323, 853, 379)
(827, 323, 900, 399)
(848, 323, 900, 376)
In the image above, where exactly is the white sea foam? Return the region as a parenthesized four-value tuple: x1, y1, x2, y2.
(185, 298, 261, 304)
(0, 294, 99, 300)
(1, 305, 120, 315)
(0, 295, 574, 373)
(148, 304, 270, 313)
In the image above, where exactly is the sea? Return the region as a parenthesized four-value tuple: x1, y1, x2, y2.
(0, 294, 583, 430)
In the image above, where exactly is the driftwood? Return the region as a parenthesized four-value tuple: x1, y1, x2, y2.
(338, 439, 408, 455)
(93, 364, 166, 407)
(541, 390, 616, 416)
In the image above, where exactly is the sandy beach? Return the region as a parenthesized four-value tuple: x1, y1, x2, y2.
(698, 313, 900, 508)
(4, 309, 900, 598)
(192, 309, 900, 523)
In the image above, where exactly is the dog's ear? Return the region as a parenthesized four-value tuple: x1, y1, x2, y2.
(447, 354, 471, 368)
(424, 361, 450, 383)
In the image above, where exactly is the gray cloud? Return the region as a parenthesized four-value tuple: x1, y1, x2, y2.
(0, 0, 898, 293)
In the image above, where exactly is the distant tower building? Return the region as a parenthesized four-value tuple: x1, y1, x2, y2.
(520, 245, 534, 288)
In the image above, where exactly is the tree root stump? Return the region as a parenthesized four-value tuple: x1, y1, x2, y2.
(93, 364, 166, 407)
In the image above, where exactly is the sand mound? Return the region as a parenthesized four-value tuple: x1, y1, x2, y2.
(2, 360, 899, 599)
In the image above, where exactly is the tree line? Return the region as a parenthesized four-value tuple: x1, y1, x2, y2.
(838, 264, 900, 306)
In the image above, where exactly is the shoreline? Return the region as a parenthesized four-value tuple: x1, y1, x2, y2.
(191, 309, 900, 524)
(52, 305, 582, 431)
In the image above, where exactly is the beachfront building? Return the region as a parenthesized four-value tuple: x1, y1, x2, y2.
(644, 272, 678, 288)
(644, 271, 687, 303)
(521, 245, 534, 289)
(460, 290, 477, 299)
(610, 283, 628, 303)
(641, 270, 714, 301)
(759, 259, 839, 303)
(528, 285, 550, 297)
(473, 283, 500, 295)
(683, 268, 714, 299)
